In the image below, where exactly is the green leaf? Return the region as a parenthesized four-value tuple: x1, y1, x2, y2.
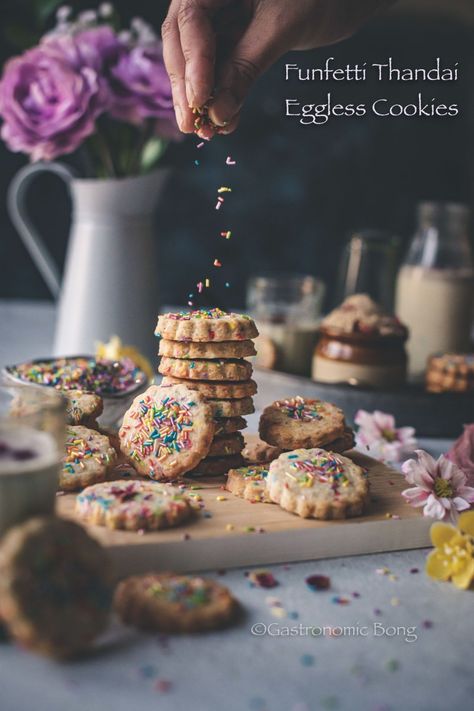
(140, 137, 167, 173)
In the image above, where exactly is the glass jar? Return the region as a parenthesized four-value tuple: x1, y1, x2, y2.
(0, 381, 64, 535)
(246, 274, 325, 376)
(395, 202, 474, 379)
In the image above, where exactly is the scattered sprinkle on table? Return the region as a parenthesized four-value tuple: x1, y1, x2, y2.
(300, 654, 315, 667)
(248, 570, 279, 589)
(306, 574, 330, 591)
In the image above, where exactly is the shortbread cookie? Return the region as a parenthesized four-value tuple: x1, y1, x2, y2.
(268, 448, 369, 519)
(76, 479, 193, 531)
(155, 308, 258, 342)
(259, 396, 346, 450)
(162, 375, 257, 399)
(119, 384, 215, 480)
(214, 416, 247, 435)
(208, 397, 255, 418)
(61, 426, 117, 492)
(208, 432, 245, 457)
(226, 465, 273, 503)
(159, 339, 256, 360)
(0, 517, 112, 659)
(190, 454, 245, 476)
(242, 434, 283, 465)
(324, 427, 355, 453)
(63, 389, 103, 426)
(114, 573, 239, 633)
(159, 357, 252, 382)
(426, 353, 474, 393)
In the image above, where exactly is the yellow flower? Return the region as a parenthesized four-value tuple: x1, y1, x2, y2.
(95, 335, 153, 381)
(426, 510, 474, 589)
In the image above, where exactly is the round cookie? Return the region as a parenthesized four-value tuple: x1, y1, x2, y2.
(159, 339, 256, 360)
(214, 416, 247, 435)
(208, 432, 245, 457)
(155, 308, 258, 342)
(190, 454, 245, 476)
(242, 434, 283, 465)
(0, 517, 112, 659)
(226, 465, 273, 503)
(63, 389, 103, 426)
(267, 448, 369, 519)
(76, 479, 194, 531)
(208, 397, 255, 418)
(161, 375, 257, 399)
(61, 425, 117, 492)
(324, 427, 355, 453)
(119, 384, 215, 480)
(259, 396, 346, 450)
(159, 357, 253, 382)
(114, 573, 239, 633)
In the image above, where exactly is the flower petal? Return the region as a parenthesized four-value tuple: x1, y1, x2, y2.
(425, 550, 452, 580)
(457, 486, 474, 504)
(415, 450, 438, 477)
(424, 494, 447, 520)
(458, 510, 474, 536)
(452, 497, 471, 513)
(430, 521, 457, 547)
(451, 558, 474, 590)
(402, 486, 429, 507)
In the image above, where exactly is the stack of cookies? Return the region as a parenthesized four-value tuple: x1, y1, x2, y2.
(155, 308, 259, 476)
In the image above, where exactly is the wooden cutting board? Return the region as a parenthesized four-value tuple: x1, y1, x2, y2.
(56, 451, 431, 578)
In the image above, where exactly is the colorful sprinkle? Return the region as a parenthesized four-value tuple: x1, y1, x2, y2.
(248, 570, 279, 589)
(305, 575, 330, 591)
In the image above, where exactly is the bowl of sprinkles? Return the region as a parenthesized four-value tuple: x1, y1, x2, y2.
(3, 356, 149, 429)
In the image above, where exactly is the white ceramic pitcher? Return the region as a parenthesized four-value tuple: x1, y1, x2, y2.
(8, 163, 167, 361)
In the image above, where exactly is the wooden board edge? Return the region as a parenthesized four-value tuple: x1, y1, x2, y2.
(105, 516, 432, 578)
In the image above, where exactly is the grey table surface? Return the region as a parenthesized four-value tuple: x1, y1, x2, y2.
(0, 300, 471, 711)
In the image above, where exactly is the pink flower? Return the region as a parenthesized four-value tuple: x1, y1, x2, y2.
(354, 410, 416, 463)
(0, 44, 106, 161)
(446, 424, 474, 487)
(402, 450, 474, 523)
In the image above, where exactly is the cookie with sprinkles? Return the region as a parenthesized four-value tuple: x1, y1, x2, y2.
(155, 308, 258, 342)
(114, 572, 239, 633)
(259, 396, 346, 450)
(60, 426, 117, 492)
(159, 339, 256, 360)
(208, 432, 245, 457)
(0, 517, 112, 659)
(214, 416, 247, 435)
(119, 384, 215, 480)
(208, 397, 255, 418)
(76, 479, 194, 531)
(190, 453, 245, 476)
(226, 464, 273, 503)
(63, 389, 103, 426)
(161, 375, 257, 399)
(242, 434, 283, 465)
(267, 448, 369, 519)
(159, 356, 253, 382)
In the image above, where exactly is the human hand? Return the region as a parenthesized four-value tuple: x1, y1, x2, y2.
(161, 0, 393, 135)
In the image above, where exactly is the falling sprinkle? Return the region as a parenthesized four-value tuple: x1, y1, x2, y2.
(197, 141, 205, 148)
(197, 281, 203, 293)
(213, 259, 222, 268)
(225, 282, 230, 288)
(194, 160, 200, 166)
(218, 186, 232, 193)
(220, 230, 232, 239)
(205, 278, 210, 288)
(305, 574, 330, 591)
(226, 156, 236, 165)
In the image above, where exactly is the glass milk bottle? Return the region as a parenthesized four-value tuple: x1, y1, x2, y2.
(395, 202, 474, 379)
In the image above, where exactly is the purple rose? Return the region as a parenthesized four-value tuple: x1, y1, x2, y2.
(108, 43, 175, 125)
(0, 45, 106, 161)
(43, 26, 121, 73)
